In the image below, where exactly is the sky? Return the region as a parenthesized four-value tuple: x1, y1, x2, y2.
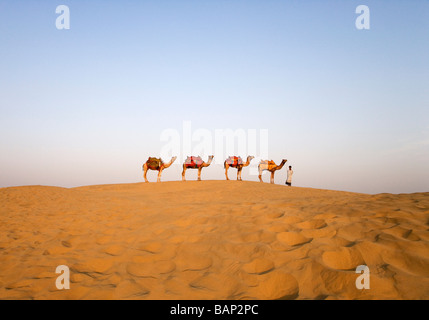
(0, 0, 428, 194)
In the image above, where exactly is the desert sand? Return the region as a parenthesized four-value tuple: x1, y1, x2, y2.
(0, 180, 428, 300)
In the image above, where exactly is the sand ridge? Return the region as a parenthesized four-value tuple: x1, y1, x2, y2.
(0, 181, 428, 299)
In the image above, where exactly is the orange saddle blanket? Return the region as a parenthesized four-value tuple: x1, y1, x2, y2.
(226, 156, 243, 167)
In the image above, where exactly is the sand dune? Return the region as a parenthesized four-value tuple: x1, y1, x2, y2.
(0, 181, 428, 300)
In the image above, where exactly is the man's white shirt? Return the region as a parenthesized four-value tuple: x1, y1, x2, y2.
(287, 169, 293, 183)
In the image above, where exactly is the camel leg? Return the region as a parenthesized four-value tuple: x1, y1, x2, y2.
(238, 168, 243, 181)
(157, 168, 163, 182)
(225, 163, 229, 180)
(258, 167, 263, 182)
(197, 167, 202, 181)
(182, 165, 186, 181)
(143, 164, 149, 183)
(270, 171, 275, 184)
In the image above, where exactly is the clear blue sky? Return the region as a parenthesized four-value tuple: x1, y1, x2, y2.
(0, 0, 428, 194)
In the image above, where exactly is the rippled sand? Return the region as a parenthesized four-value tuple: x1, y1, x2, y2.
(0, 181, 428, 300)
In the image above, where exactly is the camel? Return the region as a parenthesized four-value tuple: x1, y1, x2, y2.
(143, 156, 177, 182)
(258, 159, 287, 184)
(182, 155, 214, 181)
(224, 156, 255, 181)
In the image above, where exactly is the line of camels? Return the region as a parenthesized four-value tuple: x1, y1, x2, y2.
(143, 156, 287, 184)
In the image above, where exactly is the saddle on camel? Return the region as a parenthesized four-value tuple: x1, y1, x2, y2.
(225, 156, 244, 168)
(260, 160, 276, 166)
(146, 157, 163, 170)
(184, 156, 204, 169)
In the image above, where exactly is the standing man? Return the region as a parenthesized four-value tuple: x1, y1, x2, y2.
(286, 166, 293, 186)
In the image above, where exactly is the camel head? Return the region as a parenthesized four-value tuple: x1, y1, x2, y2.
(277, 159, 288, 170)
(163, 156, 177, 168)
(202, 155, 214, 166)
(244, 156, 255, 166)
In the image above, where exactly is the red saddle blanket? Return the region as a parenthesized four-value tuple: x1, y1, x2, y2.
(185, 156, 204, 168)
(226, 156, 243, 167)
(146, 157, 163, 170)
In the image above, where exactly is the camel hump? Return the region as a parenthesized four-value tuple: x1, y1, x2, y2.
(260, 160, 275, 165)
(227, 156, 243, 166)
(148, 157, 160, 161)
(185, 156, 203, 168)
(188, 156, 202, 163)
(147, 157, 163, 169)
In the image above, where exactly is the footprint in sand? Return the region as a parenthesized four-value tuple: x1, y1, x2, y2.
(189, 274, 242, 298)
(256, 270, 299, 300)
(301, 227, 337, 239)
(115, 280, 150, 299)
(265, 211, 285, 219)
(277, 232, 312, 246)
(126, 260, 176, 278)
(268, 223, 292, 233)
(281, 216, 302, 224)
(382, 226, 421, 241)
(73, 258, 115, 274)
(251, 204, 268, 211)
(242, 258, 275, 275)
(316, 236, 354, 247)
(96, 236, 112, 245)
(136, 241, 163, 254)
(297, 219, 327, 230)
(382, 250, 429, 277)
(322, 247, 365, 270)
(103, 244, 126, 256)
(42, 245, 70, 256)
(174, 251, 213, 272)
